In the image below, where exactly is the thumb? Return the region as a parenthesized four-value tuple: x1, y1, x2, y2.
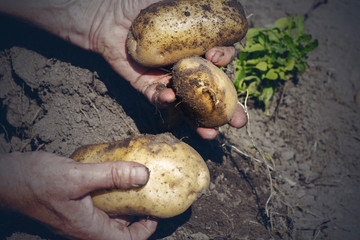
(74, 161, 150, 196)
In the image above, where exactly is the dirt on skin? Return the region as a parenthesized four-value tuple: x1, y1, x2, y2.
(1, 0, 360, 240)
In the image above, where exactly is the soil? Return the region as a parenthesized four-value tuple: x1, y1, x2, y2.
(1, 0, 360, 239)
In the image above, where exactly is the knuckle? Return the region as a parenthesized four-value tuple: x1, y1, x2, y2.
(110, 164, 131, 189)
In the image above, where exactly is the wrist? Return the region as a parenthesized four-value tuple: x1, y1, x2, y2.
(0, 152, 27, 212)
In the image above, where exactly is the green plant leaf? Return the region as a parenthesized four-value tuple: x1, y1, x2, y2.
(283, 35, 301, 57)
(246, 43, 266, 52)
(244, 37, 256, 47)
(235, 80, 247, 91)
(285, 57, 296, 71)
(272, 44, 287, 54)
(268, 29, 281, 43)
(278, 70, 286, 80)
(283, 35, 295, 48)
(274, 17, 288, 29)
(295, 62, 306, 72)
(246, 58, 261, 65)
(234, 67, 246, 83)
(294, 15, 305, 39)
(235, 15, 318, 115)
(287, 15, 295, 35)
(237, 52, 248, 62)
(248, 81, 261, 96)
(276, 57, 286, 65)
(243, 75, 261, 82)
(246, 28, 263, 38)
(265, 69, 278, 80)
(297, 34, 312, 44)
(302, 39, 319, 53)
(258, 32, 267, 46)
(255, 62, 268, 71)
(259, 86, 274, 115)
(261, 86, 274, 101)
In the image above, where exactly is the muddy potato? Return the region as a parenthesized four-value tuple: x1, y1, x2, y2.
(71, 133, 210, 219)
(172, 56, 238, 127)
(127, 0, 248, 67)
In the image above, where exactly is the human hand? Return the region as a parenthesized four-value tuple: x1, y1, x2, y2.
(0, 0, 247, 140)
(88, 0, 247, 139)
(0, 151, 157, 240)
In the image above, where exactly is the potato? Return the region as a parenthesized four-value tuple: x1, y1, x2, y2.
(172, 56, 238, 127)
(127, 0, 248, 67)
(71, 133, 210, 218)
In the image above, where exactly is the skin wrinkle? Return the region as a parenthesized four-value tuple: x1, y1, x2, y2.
(47, 1, 76, 42)
(51, 1, 89, 48)
(88, 0, 105, 51)
(89, 0, 114, 53)
(110, 165, 122, 189)
(70, 209, 101, 239)
(113, 221, 132, 240)
(118, 0, 158, 27)
(130, 67, 158, 98)
(49, 0, 77, 8)
(68, 165, 90, 200)
(114, 1, 134, 30)
(128, 223, 148, 240)
(139, 72, 171, 99)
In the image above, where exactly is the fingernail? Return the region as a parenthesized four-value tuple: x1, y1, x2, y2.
(211, 51, 223, 63)
(131, 166, 149, 188)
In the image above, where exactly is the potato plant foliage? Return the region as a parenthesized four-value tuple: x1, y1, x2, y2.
(234, 15, 318, 115)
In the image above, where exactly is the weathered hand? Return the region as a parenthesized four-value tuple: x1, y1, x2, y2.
(0, 0, 247, 140)
(0, 151, 157, 240)
(89, 0, 247, 139)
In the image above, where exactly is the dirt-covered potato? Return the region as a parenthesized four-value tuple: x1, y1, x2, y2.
(71, 133, 210, 219)
(172, 56, 238, 127)
(127, 0, 248, 67)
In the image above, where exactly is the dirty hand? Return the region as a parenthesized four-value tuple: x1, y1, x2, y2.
(91, 0, 248, 139)
(0, 0, 247, 140)
(0, 152, 158, 240)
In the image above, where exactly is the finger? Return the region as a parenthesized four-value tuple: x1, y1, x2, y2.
(205, 46, 236, 66)
(196, 127, 219, 140)
(195, 105, 247, 140)
(73, 161, 150, 197)
(130, 68, 174, 108)
(111, 215, 134, 226)
(74, 208, 157, 240)
(159, 87, 176, 107)
(229, 103, 248, 128)
(124, 56, 173, 105)
(147, 83, 176, 108)
(194, 106, 247, 139)
(127, 217, 158, 240)
(105, 216, 157, 240)
(180, 110, 220, 140)
(108, 52, 173, 107)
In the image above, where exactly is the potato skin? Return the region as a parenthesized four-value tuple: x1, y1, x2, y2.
(172, 56, 238, 127)
(71, 133, 210, 219)
(128, 0, 248, 67)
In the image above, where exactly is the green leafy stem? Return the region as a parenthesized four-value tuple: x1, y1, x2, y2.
(233, 15, 318, 115)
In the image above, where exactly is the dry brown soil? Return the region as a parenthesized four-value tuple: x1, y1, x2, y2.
(1, 0, 359, 239)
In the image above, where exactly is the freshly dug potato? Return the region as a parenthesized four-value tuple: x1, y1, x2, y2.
(71, 133, 210, 219)
(127, 0, 248, 67)
(172, 56, 238, 127)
